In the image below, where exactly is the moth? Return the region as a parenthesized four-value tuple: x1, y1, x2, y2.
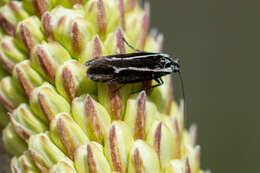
(85, 39, 183, 94)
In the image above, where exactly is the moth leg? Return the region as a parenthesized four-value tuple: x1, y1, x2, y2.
(113, 84, 126, 93)
(131, 78, 164, 94)
(123, 38, 145, 53)
(148, 77, 164, 90)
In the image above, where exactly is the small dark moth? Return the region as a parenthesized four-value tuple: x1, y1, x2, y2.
(85, 39, 183, 95)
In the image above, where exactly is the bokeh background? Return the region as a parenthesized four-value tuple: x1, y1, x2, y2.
(151, 0, 259, 172)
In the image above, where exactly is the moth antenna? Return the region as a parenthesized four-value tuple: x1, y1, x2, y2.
(122, 37, 144, 53)
(177, 70, 185, 101)
(177, 70, 186, 126)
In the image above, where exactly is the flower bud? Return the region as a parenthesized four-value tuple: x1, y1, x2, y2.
(124, 91, 161, 139)
(16, 16, 45, 52)
(78, 34, 107, 63)
(165, 160, 185, 173)
(0, 76, 26, 112)
(42, 6, 95, 60)
(150, 76, 173, 114)
(183, 145, 200, 173)
(30, 42, 71, 83)
(0, 36, 27, 73)
(9, 103, 48, 142)
(29, 83, 70, 123)
(125, 9, 149, 50)
(84, 0, 108, 37)
(103, 28, 125, 55)
(72, 94, 111, 143)
(146, 121, 176, 170)
(0, 2, 29, 36)
(104, 121, 134, 172)
(162, 115, 181, 159)
(23, 0, 53, 17)
(170, 100, 185, 133)
(98, 83, 129, 120)
(28, 132, 73, 172)
(144, 31, 164, 53)
(188, 124, 198, 147)
(128, 140, 160, 173)
(74, 142, 111, 173)
(124, 0, 138, 12)
(2, 123, 27, 156)
(185, 157, 192, 173)
(49, 161, 78, 173)
(55, 60, 96, 101)
(11, 151, 41, 173)
(13, 60, 44, 97)
(50, 112, 89, 160)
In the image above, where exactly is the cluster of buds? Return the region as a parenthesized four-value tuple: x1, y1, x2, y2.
(0, 0, 210, 172)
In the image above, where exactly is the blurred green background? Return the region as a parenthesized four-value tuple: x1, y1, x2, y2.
(151, 0, 259, 172)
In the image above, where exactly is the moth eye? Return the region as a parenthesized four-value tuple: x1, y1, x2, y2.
(165, 62, 172, 68)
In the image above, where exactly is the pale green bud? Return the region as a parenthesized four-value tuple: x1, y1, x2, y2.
(42, 6, 95, 60)
(146, 121, 176, 170)
(104, 121, 134, 172)
(13, 60, 44, 97)
(22, 0, 56, 17)
(49, 161, 78, 173)
(0, 76, 26, 112)
(72, 94, 111, 143)
(16, 16, 45, 52)
(150, 76, 173, 114)
(29, 83, 70, 123)
(165, 160, 185, 173)
(0, 2, 29, 36)
(55, 60, 96, 101)
(9, 103, 48, 142)
(183, 145, 200, 173)
(30, 42, 71, 83)
(11, 151, 41, 173)
(2, 123, 27, 156)
(125, 9, 149, 50)
(98, 82, 129, 120)
(128, 140, 160, 173)
(84, 0, 109, 37)
(74, 142, 111, 173)
(28, 132, 73, 172)
(144, 31, 163, 52)
(162, 115, 182, 159)
(103, 28, 125, 55)
(49, 112, 89, 160)
(78, 34, 107, 64)
(0, 36, 27, 73)
(170, 100, 185, 133)
(124, 91, 161, 139)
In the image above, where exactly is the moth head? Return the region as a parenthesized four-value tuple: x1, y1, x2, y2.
(160, 54, 180, 72)
(171, 58, 180, 72)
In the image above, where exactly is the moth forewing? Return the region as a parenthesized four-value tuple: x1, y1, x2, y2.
(85, 52, 179, 85)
